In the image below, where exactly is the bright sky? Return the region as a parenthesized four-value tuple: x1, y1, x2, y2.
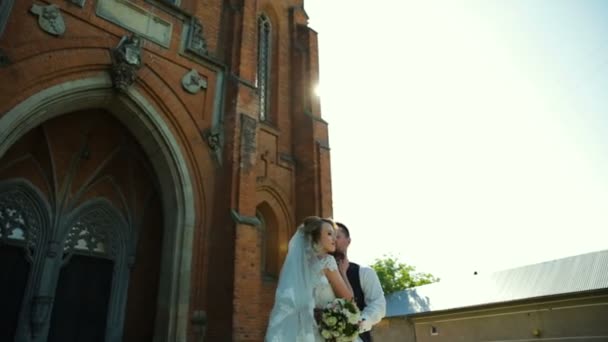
(304, 0, 608, 281)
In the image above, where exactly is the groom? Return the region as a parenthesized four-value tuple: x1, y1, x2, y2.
(335, 222, 386, 342)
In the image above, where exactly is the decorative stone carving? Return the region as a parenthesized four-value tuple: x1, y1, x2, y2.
(203, 128, 222, 166)
(30, 4, 66, 36)
(64, 206, 118, 259)
(240, 114, 257, 171)
(186, 17, 208, 57)
(0, 185, 44, 259)
(203, 129, 220, 151)
(181, 69, 207, 94)
(110, 34, 142, 92)
(69, 0, 86, 8)
(64, 220, 109, 255)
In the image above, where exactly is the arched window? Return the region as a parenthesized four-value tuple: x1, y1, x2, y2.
(257, 14, 272, 122)
(256, 203, 279, 278)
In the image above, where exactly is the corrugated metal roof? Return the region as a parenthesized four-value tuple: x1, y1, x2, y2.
(385, 249, 608, 317)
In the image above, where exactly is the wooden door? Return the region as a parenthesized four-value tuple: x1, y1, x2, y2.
(0, 109, 164, 341)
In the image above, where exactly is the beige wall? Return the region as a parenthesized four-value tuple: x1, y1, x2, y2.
(373, 318, 416, 341)
(375, 292, 608, 342)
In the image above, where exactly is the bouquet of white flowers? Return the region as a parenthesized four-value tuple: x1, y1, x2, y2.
(314, 298, 361, 342)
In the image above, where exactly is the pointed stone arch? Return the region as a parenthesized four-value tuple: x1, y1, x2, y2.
(0, 74, 197, 341)
(0, 179, 50, 341)
(255, 184, 294, 277)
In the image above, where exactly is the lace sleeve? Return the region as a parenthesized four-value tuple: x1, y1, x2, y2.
(320, 255, 338, 272)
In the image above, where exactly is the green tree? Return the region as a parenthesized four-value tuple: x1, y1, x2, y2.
(371, 255, 439, 295)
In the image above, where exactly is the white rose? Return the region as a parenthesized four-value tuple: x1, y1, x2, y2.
(321, 330, 332, 339)
(347, 312, 359, 325)
(326, 316, 338, 327)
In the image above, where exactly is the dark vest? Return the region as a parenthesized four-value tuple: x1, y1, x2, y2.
(347, 262, 372, 342)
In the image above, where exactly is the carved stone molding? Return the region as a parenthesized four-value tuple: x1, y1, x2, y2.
(181, 69, 207, 94)
(230, 209, 261, 227)
(240, 114, 257, 172)
(110, 34, 143, 92)
(316, 139, 330, 151)
(30, 4, 66, 36)
(186, 17, 208, 57)
(68, 0, 86, 8)
(279, 153, 296, 165)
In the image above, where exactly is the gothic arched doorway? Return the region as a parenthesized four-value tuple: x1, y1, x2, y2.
(0, 109, 163, 341)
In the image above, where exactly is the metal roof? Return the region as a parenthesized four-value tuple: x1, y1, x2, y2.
(385, 249, 608, 317)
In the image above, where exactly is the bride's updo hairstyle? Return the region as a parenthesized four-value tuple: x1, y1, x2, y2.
(300, 216, 336, 249)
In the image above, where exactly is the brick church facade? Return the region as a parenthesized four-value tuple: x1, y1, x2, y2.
(0, 0, 331, 341)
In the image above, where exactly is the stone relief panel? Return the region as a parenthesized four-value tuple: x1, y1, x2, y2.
(30, 4, 66, 36)
(240, 114, 257, 172)
(185, 17, 208, 57)
(96, 0, 172, 47)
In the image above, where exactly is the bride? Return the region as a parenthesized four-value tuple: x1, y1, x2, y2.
(265, 216, 362, 341)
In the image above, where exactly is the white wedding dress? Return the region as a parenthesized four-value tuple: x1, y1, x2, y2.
(313, 255, 339, 308)
(312, 255, 339, 341)
(265, 227, 361, 341)
(313, 255, 362, 342)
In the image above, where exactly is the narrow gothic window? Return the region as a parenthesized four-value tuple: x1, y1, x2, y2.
(257, 206, 279, 279)
(257, 15, 272, 122)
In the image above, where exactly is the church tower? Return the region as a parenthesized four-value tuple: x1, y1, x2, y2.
(0, 0, 331, 340)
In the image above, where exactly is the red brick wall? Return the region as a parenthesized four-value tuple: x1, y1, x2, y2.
(228, 1, 333, 340)
(0, 0, 330, 340)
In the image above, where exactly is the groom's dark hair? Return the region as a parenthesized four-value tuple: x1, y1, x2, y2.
(335, 222, 350, 238)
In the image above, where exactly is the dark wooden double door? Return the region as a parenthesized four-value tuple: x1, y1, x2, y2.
(0, 110, 164, 341)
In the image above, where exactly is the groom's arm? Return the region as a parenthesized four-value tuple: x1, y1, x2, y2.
(359, 266, 386, 332)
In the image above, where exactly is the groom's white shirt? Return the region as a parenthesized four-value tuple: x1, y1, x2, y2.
(357, 265, 386, 333)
